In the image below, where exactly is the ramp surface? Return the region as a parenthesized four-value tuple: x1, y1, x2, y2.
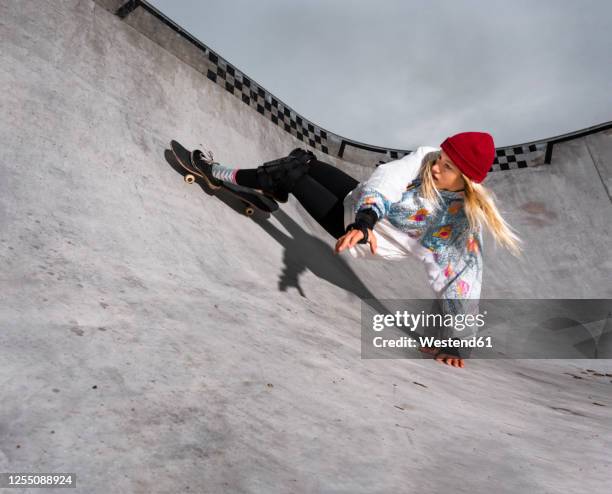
(1, 1, 611, 493)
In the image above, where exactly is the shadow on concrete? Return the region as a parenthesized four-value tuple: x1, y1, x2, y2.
(164, 149, 389, 316)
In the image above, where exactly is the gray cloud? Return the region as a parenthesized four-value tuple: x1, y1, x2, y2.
(149, 0, 612, 148)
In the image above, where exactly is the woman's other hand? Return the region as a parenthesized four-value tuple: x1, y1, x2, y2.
(334, 229, 377, 255)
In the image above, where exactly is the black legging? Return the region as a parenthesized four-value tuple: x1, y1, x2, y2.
(236, 159, 359, 239)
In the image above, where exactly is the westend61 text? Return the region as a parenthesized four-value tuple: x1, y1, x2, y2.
(372, 336, 493, 348)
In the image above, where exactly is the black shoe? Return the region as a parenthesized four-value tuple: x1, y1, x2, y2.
(191, 149, 223, 190)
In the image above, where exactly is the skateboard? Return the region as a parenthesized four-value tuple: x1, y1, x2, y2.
(170, 140, 278, 216)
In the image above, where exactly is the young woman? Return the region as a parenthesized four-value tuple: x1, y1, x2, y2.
(191, 132, 522, 368)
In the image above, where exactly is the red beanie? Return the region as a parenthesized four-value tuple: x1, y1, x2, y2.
(440, 132, 495, 183)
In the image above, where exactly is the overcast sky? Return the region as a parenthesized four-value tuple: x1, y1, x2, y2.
(149, 0, 611, 149)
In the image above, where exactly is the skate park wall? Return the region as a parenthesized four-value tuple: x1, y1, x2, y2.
(91, 0, 612, 299)
(92, 0, 612, 298)
(1, 1, 611, 492)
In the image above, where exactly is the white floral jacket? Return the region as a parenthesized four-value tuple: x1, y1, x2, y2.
(342, 146, 483, 317)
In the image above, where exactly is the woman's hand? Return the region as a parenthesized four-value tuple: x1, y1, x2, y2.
(334, 229, 377, 255)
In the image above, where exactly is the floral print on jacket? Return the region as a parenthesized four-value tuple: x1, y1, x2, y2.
(353, 177, 483, 316)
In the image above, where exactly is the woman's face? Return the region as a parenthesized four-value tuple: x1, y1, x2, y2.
(431, 150, 465, 191)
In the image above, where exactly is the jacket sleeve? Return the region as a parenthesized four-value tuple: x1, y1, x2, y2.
(352, 146, 439, 220)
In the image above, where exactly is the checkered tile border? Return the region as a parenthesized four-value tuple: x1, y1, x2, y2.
(376, 142, 547, 172)
(204, 56, 328, 154)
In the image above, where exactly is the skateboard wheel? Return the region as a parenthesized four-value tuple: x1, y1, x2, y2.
(244, 207, 255, 216)
(184, 174, 195, 184)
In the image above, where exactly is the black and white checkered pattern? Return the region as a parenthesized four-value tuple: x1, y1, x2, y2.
(205, 56, 329, 154)
(376, 142, 548, 172)
(491, 143, 547, 171)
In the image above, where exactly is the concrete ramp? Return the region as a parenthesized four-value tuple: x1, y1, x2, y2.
(1, 1, 611, 492)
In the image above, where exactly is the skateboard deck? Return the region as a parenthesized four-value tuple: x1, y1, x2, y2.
(170, 140, 278, 216)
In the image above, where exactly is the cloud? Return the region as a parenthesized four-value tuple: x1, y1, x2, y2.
(150, 0, 612, 148)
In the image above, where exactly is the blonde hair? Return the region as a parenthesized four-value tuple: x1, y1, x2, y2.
(419, 151, 523, 256)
